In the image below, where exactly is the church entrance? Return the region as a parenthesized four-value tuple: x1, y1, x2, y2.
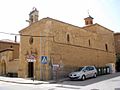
(28, 62, 34, 78)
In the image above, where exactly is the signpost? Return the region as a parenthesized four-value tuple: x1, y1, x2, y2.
(40, 56, 48, 80)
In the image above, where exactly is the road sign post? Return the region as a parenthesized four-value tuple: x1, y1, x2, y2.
(40, 56, 48, 80)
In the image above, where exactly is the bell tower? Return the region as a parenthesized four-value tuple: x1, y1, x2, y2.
(84, 15, 94, 25)
(26, 7, 39, 25)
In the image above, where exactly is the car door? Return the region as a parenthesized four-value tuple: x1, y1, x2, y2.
(89, 66, 95, 77)
(84, 67, 91, 78)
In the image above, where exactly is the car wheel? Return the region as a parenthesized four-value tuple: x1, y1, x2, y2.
(81, 75, 86, 81)
(93, 73, 97, 78)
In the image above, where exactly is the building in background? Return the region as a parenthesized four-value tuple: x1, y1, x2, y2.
(114, 33, 120, 54)
(18, 8, 116, 80)
(0, 39, 19, 76)
(114, 33, 120, 71)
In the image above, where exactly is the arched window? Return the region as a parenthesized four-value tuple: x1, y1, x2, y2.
(10, 46, 13, 48)
(105, 44, 108, 51)
(67, 34, 70, 43)
(30, 15, 33, 22)
(86, 21, 88, 25)
(90, 21, 93, 24)
(29, 36, 33, 45)
(88, 39, 91, 46)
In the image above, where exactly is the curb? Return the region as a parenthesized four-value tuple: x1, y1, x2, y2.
(0, 80, 45, 85)
(0, 78, 69, 85)
(0, 79, 60, 85)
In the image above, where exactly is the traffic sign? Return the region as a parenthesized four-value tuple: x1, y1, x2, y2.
(27, 59, 36, 62)
(27, 55, 36, 62)
(41, 56, 48, 64)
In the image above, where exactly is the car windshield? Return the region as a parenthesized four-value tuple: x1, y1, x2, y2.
(78, 67, 84, 71)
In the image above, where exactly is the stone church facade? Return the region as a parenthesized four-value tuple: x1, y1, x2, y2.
(18, 8, 115, 80)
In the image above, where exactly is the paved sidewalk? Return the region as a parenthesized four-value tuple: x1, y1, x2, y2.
(0, 76, 53, 85)
(0, 76, 68, 85)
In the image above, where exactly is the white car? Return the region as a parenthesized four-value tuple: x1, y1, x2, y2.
(69, 66, 97, 80)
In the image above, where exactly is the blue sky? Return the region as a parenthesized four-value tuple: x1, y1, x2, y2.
(0, 0, 120, 41)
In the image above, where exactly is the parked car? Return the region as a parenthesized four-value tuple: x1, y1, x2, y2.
(68, 66, 97, 80)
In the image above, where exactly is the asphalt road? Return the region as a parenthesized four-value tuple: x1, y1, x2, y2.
(61, 72, 120, 86)
(0, 72, 120, 90)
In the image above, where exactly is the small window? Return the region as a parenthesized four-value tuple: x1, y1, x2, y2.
(10, 46, 13, 48)
(105, 44, 108, 51)
(30, 15, 33, 22)
(90, 21, 93, 24)
(29, 36, 33, 45)
(67, 34, 70, 42)
(88, 39, 91, 46)
(86, 21, 88, 25)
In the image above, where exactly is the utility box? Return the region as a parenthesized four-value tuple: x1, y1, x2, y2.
(106, 63, 116, 74)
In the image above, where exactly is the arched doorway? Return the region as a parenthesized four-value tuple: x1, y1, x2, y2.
(1, 60, 6, 75)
